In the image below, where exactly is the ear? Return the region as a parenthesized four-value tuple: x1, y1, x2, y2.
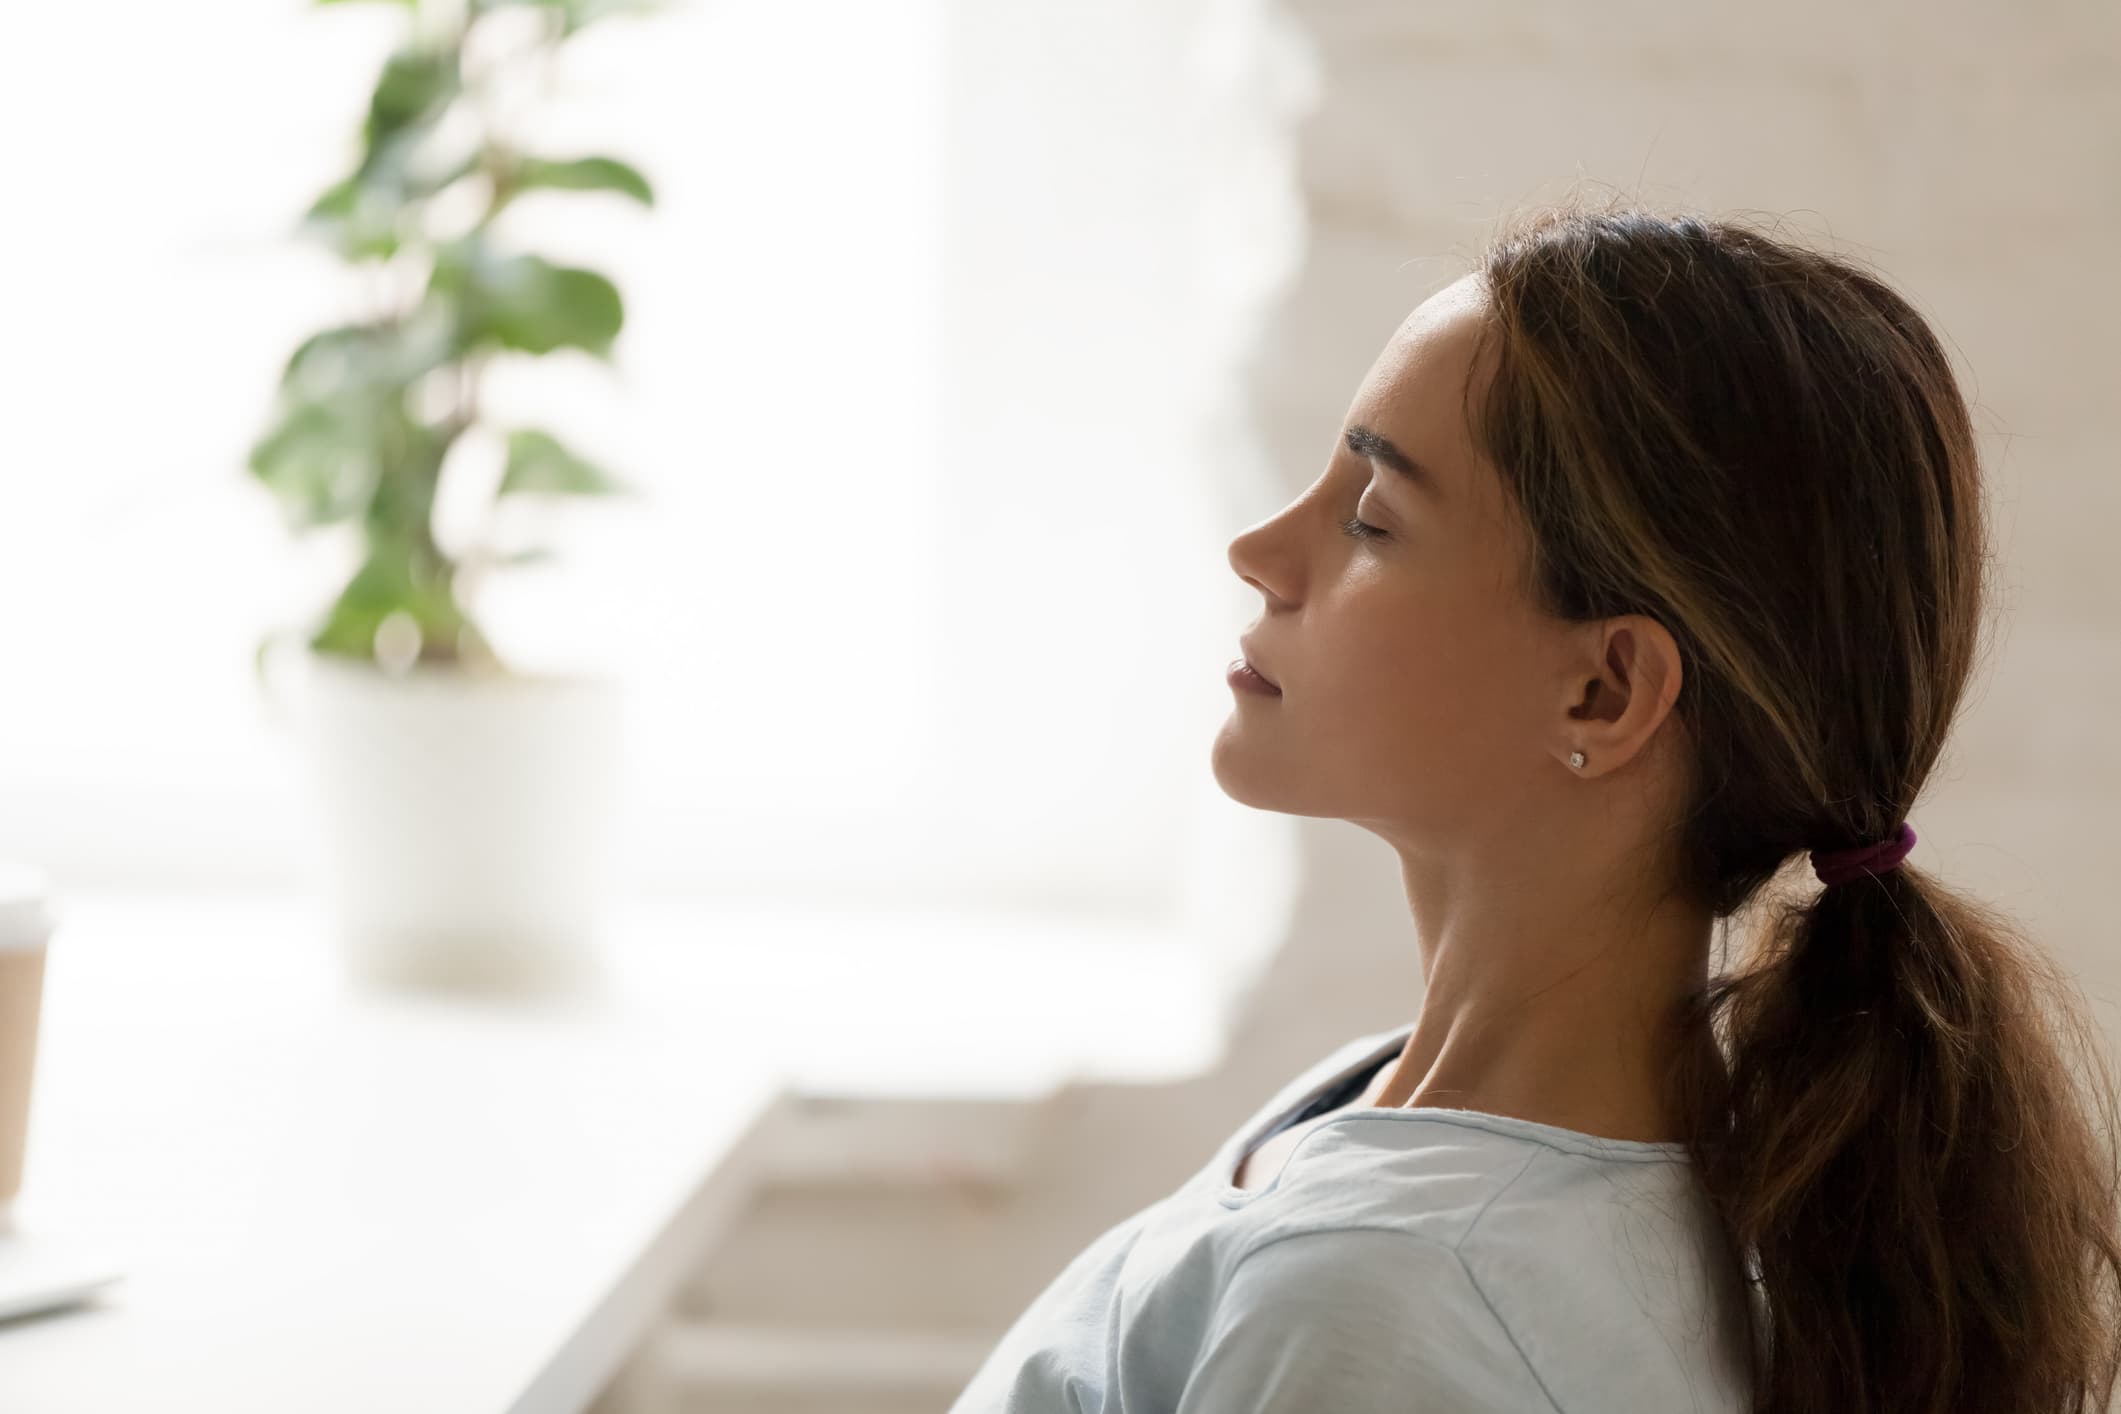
(1558, 615, 1684, 777)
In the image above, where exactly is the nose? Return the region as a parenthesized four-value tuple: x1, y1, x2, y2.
(1228, 517, 1288, 606)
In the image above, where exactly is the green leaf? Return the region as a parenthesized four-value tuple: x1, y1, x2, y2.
(512, 155, 653, 206)
(302, 131, 475, 262)
(248, 383, 454, 534)
(248, 401, 382, 528)
(278, 312, 456, 400)
(279, 325, 369, 392)
(363, 47, 459, 156)
(499, 428, 631, 496)
(437, 243, 625, 358)
(300, 174, 402, 261)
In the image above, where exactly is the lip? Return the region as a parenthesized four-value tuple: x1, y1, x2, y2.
(1235, 639, 1280, 690)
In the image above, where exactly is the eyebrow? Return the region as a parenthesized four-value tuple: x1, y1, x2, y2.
(1344, 424, 1440, 498)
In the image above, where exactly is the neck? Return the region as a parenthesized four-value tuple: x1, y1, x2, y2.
(1369, 851, 1716, 1144)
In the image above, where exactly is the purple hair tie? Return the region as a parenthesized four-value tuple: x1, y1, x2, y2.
(1810, 821, 1917, 887)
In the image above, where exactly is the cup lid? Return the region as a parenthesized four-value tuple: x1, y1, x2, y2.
(0, 862, 56, 951)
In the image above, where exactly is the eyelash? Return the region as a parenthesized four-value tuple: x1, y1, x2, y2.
(1339, 514, 1387, 540)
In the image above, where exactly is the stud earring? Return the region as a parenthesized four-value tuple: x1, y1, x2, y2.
(1568, 751, 1586, 769)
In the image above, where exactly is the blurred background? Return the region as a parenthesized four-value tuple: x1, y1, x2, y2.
(0, 0, 2115, 1411)
(0, 0, 1261, 914)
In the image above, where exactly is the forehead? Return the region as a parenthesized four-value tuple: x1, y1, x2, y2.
(1344, 276, 1494, 503)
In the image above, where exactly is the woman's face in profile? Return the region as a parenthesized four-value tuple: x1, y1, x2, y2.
(1215, 273, 1571, 848)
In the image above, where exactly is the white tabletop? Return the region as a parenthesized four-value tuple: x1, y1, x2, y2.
(0, 891, 1218, 1413)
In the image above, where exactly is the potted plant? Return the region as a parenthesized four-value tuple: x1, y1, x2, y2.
(249, 0, 661, 993)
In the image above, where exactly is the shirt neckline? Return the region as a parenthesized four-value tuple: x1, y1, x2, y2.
(1215, 1022, 1692, 1207)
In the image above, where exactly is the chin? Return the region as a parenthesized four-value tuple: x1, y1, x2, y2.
(1207, 725, 1275, 809)
(1207, 730, 1335, 819)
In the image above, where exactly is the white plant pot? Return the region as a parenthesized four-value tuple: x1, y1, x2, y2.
(286, 650, 625, 996)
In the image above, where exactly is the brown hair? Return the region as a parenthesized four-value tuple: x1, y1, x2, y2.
(1464, 196, 2121, 1413)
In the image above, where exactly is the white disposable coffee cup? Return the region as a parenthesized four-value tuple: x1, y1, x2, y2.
(0, 862, 58, 1221)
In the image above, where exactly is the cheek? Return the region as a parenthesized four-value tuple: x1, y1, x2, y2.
(1312, 595, 1532, 771)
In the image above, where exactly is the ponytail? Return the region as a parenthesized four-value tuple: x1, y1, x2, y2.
(1668, 863, 2121, 1413)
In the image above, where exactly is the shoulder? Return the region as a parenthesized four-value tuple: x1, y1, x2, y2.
(1207, 1137, 1753, 1413)
(1447, 1147, 1756, 1412)
(1178, 1227, 1560, 1414)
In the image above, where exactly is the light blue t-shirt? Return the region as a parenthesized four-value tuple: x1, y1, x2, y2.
(947, 1021, 1758, 1413)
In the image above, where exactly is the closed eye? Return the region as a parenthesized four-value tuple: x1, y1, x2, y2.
(1340, 514, 1387, 540)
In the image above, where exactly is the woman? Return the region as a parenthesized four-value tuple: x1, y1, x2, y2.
(947, 202, 2121, 1413)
